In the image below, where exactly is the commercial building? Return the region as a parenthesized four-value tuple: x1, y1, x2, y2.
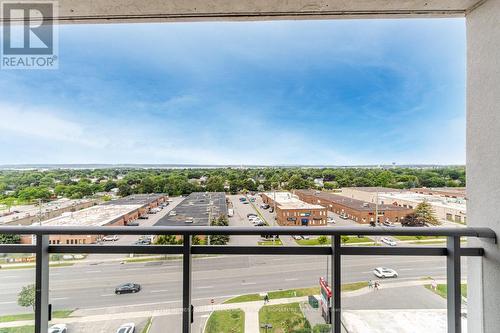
(295, 190, 412, 224)
(340, 187, 404, 203)
(379, 192, 467, 224)
(261, 192, 327, 226)
(20, 194, 166, 245)
(340, 187, 467, 224)
(1, 198, 98, 226)
(411, 187, 466, 199)
(155, 192, 227, 227)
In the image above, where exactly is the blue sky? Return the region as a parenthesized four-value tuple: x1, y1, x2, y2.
(0, 19, 466, 165)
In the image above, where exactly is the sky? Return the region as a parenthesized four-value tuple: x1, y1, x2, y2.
(0, 19, 466, 166)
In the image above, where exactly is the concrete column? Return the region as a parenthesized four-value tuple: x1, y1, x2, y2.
(466, 1, 500, 332)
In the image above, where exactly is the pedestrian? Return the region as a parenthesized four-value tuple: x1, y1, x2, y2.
(374, 281, 379, 290)
(368, 280, 373, 289)
(264, 294, 269, 304)
(431, 279, 437, 291)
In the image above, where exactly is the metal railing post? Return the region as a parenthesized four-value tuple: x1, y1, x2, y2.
(331, 235, 341, 333)
(182, 235, 192, 333)
(35, 234, 49, 333)
(447, 236, 461, 333)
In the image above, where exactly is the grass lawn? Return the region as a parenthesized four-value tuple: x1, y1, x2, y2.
(258, 239, 283, 246)
(394, 236, 444, 241)
(296, 236, 372, 246)
(0, 326, 34, 333)
(224, 282, 367, 304)
(259, 302, 310, 333)
(425, 284, 467, 299)
(0, 310, 73, 323)
(205, 309, 244, 333)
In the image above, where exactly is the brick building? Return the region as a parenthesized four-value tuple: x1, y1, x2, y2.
(294, 190, 412, 224)
(261, 192, 327, 226)
(20, 194, 166, 245)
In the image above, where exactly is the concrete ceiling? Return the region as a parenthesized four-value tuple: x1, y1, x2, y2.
(1, 0, 488, 24)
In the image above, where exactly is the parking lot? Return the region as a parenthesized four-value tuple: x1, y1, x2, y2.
(155, 192, 227, 227)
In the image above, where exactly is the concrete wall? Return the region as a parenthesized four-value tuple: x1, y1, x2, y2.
(466, 0, 500, 332)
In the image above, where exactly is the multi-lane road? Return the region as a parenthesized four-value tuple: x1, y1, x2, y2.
(0, 252, 463, 315)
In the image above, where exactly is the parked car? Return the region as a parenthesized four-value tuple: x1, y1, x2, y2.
(48, 324, 67, 333)
(339, 214, 349, 220)
(380, 237, 397, 246)
(373, 267, 398, 278)
(115, 283, 141, 294)
(301, 235, 310, 240)
(247, 213, 257, 218)
(116, 323, 136, 333)
(127, 221, 139, 226)
(169, 211, 177, 216)
(255, 221, 265, 226)
(382, 221, 395, 227)
(269, 207, 274, 213)
(239, 197, 247, 202)
(138, 215, 149, 220)
(327, 217, 335, 224)
(134, 239, 150, 245)
(292, 235, 302, 240)
(261, 204, 270, 209)
(103, 235, 119, 242)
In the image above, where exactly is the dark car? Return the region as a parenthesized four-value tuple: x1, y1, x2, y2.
(138, 215, 149, 220)
(115, 283, 141, 294)
(127, 221, 139, 226)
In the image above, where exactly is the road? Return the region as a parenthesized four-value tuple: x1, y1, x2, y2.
(0, 253, 464, 315)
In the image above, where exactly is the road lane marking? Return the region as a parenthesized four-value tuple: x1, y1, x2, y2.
(241, 282, 256, 285)
(86, 270, 102, 273)
(150, 289, 169, 293)
(285, 278, 298, 281)
(196, 286, 214, 289)
(0, 301, 16, 305)
(51, 297, 69, 301)
(100, 294, 115, 297)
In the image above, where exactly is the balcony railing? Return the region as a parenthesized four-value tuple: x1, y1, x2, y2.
(0, 225, 496, 333)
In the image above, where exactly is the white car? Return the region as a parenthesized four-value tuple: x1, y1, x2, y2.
(103, 235, 119, 242)
(169, 211, 177, 216)
(116, 323, 135, 333)
(373, 267, 398, 278)
(292, 235, 302, 240)
(301, 235, 310, 240)
(327, 217, 335, 224)
(380, 237, 397, 246)
(49, 324, 67, 333)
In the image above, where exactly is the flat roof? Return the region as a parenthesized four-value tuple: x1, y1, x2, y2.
(155, 192, 227, 227)
(343, 187, 404, 193)
(262, 192, 325, 210)
(296, 190, 410, 212)
(102, 194, 165, 206)
(38, 204, 141, 227)
(379, 192, 466, 212)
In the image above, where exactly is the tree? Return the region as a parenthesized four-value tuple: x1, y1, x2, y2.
(18, 284, 36, 311)
(209, 215, 230, 245)
(206, 176, 225, 192)
(317, 236, 328, 245)
(413, 201, 440, 225)
(402, 201, 440, 226)
(0, 234, 20, 244)
(155, 235, 180, 245)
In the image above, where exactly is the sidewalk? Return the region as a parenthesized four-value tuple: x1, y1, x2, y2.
(0, 278, 459, 330)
